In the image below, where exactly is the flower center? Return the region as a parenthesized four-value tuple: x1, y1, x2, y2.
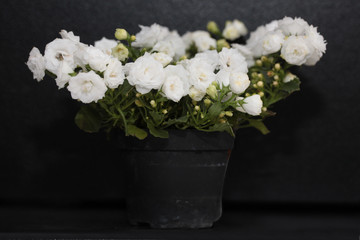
(82, 81, 93, 93)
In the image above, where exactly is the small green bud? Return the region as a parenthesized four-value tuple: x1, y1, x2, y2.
(150, 100, 157, 108)
(261, 56, 268, 62)
(204, 98, 212, 106)
(267, 71, 274, 77)
(273, 81, 279, 87)
(255, 59, 262, 66)
(192, 100, 197, 106)
(257, 73, 263, 80)
(225, 111, 233, 117)
(200, 113, 205, 119)
(206, 84, 218, 100)
(252, 83, 258, 89)
(274, 75, 280, 81)
(251, 72, 258, 79)
(262, 107, 267, 112)
(194, 105, 200, 111)
(130, 35, 136, 42)
(207, 21, 220, 35)
(135, 99, 142, 107)
(259, 91, 265, 97)
(274, 63, 281, 71)
(136, 92, 142, 98)
(193, 111, 198, 115)
(219, 119, 226, 124)
(219, 112, 225, 118)
(216, 39, 230, 51)
(115, 28, 128, 40)
(245, 93, 251, 97)
(257, 81, 264, 88)
(162, 109, 168, 114)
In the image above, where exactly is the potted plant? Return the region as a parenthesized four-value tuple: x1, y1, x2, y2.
(26, 17, 326, 228)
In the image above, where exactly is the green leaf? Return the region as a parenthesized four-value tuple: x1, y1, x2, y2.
(208, 122, 235, 137)
(149, 111, 162, 124)
(248, 119, 270, 135)
(147, 123, 169, 138)
(166, 115, 188, 126)
(75, 105, 102, 133)
(281, 78, 301, 94)
(127, 125, 148, 140)
(207, 102, 223, 120)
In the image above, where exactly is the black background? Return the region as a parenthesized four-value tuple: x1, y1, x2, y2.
(0, 0, 360, 207)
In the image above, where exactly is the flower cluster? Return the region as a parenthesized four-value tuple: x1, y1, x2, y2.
(27, 17, 326, 139)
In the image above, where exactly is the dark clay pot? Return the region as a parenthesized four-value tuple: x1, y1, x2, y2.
(118, 130, 234, 229)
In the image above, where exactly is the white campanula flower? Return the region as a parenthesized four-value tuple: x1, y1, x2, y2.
(75, 45, 111, 72)
(229, 71, 250, 94)
(231, 44, 255, 67)
(182, 31, 194, 49)
(132, 23, 170, 48)
(26, 47, 46, 81)
(194, 50, 219, 70)
(59, 30, 80, 42)
(126, 52, 165, 94)
(162, 65, 190, 102)
(223, 20, 248, 41)
(283, 72, 297, 83)
(153, 40, 175, 58)
(304, 25, 327, 66)
(236, 95, 263, 116)
(261, 30, 285, 55)
(189, 86, 206, 101)
(104, 58, 125, 89)
(44, 38, 78, 73)
(278, 17, 309, 36)
(55, 61, 73, 89)
(152, 52, 173, 67)
(191, 31, 216, 52)
(218, 48, 248, 72)
(265, 20, 279, 32)
(187, 56, 216, 92)
(67, 71, 107, 103)
(94, 37, 118, 56)
(246, 25, 268, 57)
(281, 35, 313, 65)
(153, 31, 186, 59)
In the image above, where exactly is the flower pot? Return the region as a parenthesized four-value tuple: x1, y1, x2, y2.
(117, 130, 234, 229)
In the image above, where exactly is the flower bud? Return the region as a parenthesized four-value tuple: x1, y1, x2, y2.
(162, 109, 168, 114)
(251, 72, 258, 79)
(262, 107, 267, 112)
(204, 98, 212, 106)
(130, 35, 136, 42)
(252, 83, 258, 89)
(115, 28, 128, 40)
(261, 56, 268, 62)
(135, 99, 143, 107)
(200, 113, 205, 119)
(255, 59, 262, 66)
(274, 75, 279, 81)
(150, 100, 157, 108)
(225, 111, 233, 117)
(193, 111, 198, 115)
(259, 91, 264, 97)
(267, 71, 274, 77)
(206, 84, 218, 100)
(274, 63, 281, 71)
(219, 112, 225, 118)
(192, 100, 197, 106)
(257, 81, 264, 88)
(136, 92, 142, 98)
(257, 73, 263, 79)
(273, 81, 279, 87)
(207, 21, 220, 35)
(179, 55, 187, 61)
(219, 119, 226, 124)
(216, 39, 230, 51)
(245, 93, 251, 97)
(112, 43, 129, 61)
(194, 105, 200, 111)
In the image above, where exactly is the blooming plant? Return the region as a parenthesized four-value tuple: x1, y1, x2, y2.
(27, 17, 326, 139)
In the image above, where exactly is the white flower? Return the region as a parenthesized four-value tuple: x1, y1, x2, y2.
(76, 46, 111, 72)
(162, 65, 190, 102)
(265, 20, 279, 32)
(126, 52, 165, 94)
(59, 30, 80, 42)
(194, 50, 219, 69)
(246, 25, 268, 57)
(26, 47, 45, 81)
(153, 40, 175, 58)
(55, 61, 73, 88)
(231, 44, 255, 67)
(111, 43, 129, 61)
(281, 36, 313, 65)
(192, 31, 216, 52)
(218, 48, 247, 72)
(262, 30, 285, 55)
(189, 86, 206, 101)
(229, 71, 250, 94)
(186, 56, 216, 92)
(94, 37, 118, 56)
(283, 72, 297, 83)
(278, 17, 309, 36)
(104, 58, 125, 89)
(132, 23, 170, 48)
(153, 31, 186, 59)
(182, 31, 194, 49)
(67, 71, 107, 103)
(236, 95, 263, 116)
(152, 52, 173, 67)
(304, 25, 327, 66)
(223, 20, 248, 41)
(44, 38, 78, 73)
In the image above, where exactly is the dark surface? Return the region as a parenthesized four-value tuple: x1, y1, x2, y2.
(0, 204, 359, 240)
(1, 0, 359, 205)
